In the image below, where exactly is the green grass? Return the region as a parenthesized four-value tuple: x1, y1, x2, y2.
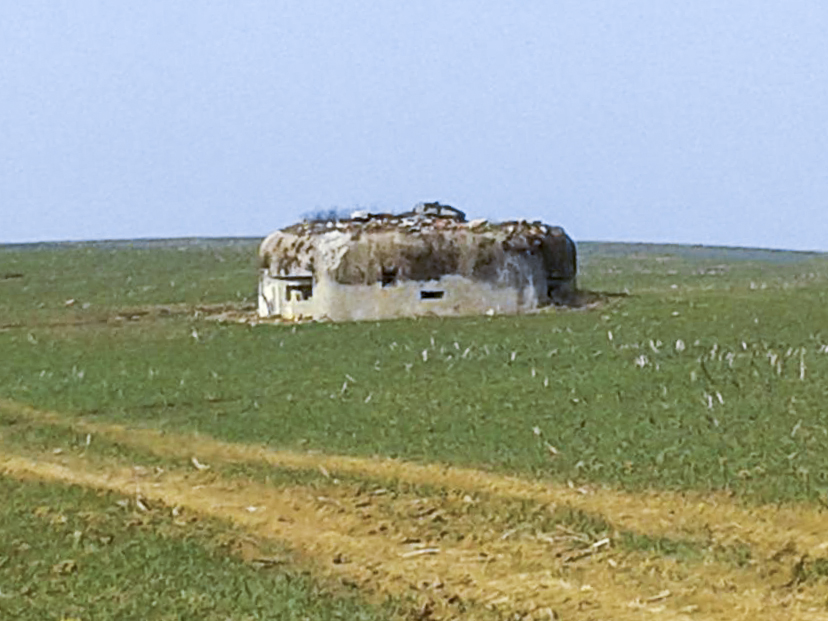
(0, 410, 176, 471)
(0, 474, 399, 621)
(2, 240, 828, 504)
(0, 239, 259, 326)
(3, 238, 828, 616)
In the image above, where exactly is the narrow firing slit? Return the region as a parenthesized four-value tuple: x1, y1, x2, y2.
(420, 290, 444, 300)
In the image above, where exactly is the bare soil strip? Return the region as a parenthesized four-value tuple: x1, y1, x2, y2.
(4, 302, 263, 332)
(3, 450, 827, 621)
(2, 399, 826, 562)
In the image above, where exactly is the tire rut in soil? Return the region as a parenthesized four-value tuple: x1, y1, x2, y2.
(3, 446, 828, 621)
(2, 398, 826, 562)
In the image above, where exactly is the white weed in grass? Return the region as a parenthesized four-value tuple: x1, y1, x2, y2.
(791, 420, 802, 438)
(191, 457, 210, 471)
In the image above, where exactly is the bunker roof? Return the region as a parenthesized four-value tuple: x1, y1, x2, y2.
(278, 202, 567, 240)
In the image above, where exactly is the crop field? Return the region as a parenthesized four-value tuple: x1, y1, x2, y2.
(1, 238, 828, 620)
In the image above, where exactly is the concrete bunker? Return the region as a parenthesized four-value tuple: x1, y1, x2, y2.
(258, 202, 577, 322)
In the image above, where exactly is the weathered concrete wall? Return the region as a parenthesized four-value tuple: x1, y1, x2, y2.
(258, 271, 544, 323)
(320, 274, 542, 322)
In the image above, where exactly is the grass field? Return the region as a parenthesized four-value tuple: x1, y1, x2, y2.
(2, 238, 827, 619)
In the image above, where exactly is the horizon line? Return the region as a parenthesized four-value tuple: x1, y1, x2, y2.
(1, 236, 825, 255)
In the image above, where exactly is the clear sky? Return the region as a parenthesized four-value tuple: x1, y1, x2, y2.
(1, 2, 826, 250)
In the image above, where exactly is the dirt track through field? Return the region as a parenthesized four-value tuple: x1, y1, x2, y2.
(3, 399, 828, 619)
(3, 451, 827, 621)
(2, 399, 827, 559)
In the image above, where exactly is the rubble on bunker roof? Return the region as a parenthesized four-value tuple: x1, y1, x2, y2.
(280, 202, 557, 242)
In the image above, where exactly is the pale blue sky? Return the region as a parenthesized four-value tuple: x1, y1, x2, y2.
(1, 2, 826, 250)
